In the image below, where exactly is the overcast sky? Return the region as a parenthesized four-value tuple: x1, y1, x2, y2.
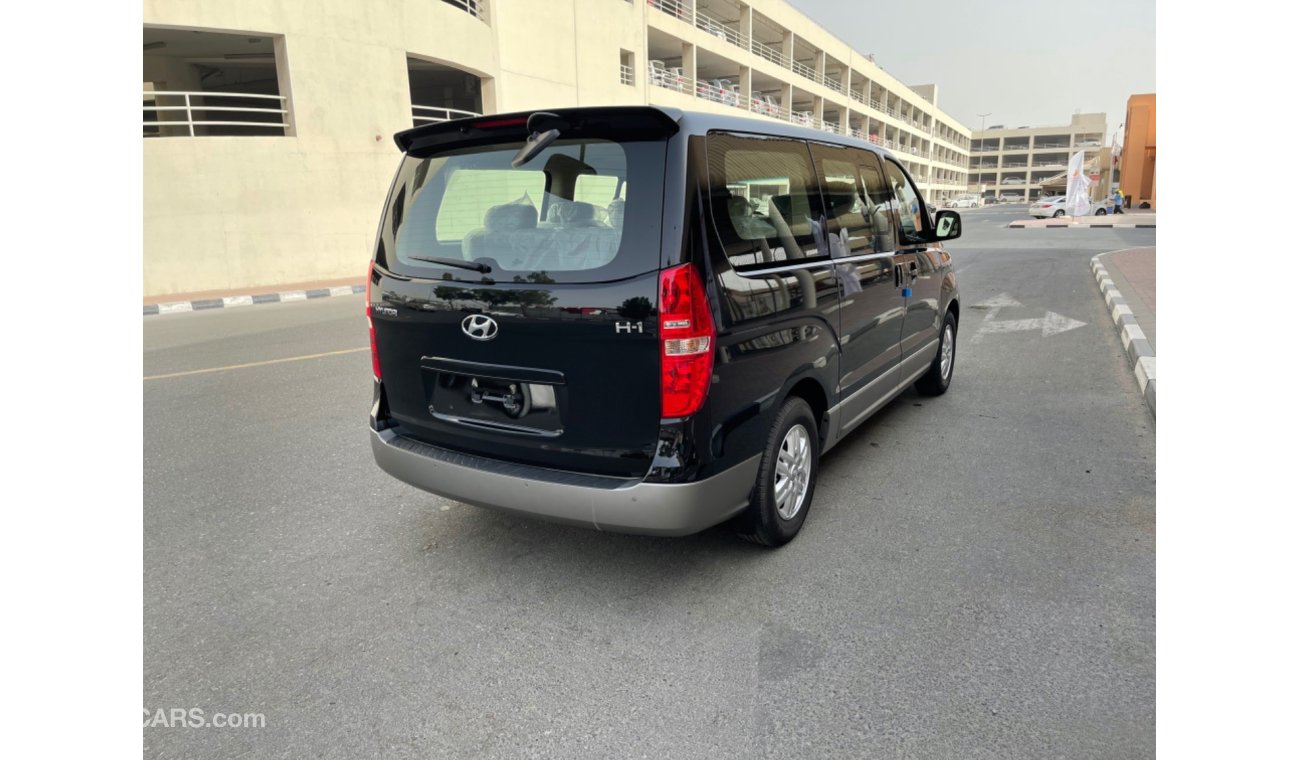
(786, 0, 1155, 142)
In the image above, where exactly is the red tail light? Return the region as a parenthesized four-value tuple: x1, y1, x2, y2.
(366, 262, 381, 381)
(658, 263, 715, 419)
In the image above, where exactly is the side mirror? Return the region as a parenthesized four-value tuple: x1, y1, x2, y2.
(931, 209, 962, 241)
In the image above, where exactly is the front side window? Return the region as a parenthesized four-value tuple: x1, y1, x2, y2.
(706, 133, 826, 270)
(883, 158, 930, 245)
(811, 145, 896, 256)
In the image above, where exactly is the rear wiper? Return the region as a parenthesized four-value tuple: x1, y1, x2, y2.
(410, 256, 491, 274)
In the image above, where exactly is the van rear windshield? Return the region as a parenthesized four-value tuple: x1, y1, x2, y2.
(375, 137, 666, 284)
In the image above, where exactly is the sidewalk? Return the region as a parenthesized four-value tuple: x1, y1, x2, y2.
(1090, 247, 1157, 418)
(1010, 211, 1156, 229)
(144, 276, 366, 316)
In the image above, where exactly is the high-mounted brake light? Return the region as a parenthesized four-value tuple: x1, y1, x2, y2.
(658, 263, 715, 419)
(366, 261, 381, 381)
(473, 117, 528, 129)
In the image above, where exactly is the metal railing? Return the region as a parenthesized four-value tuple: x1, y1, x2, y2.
(750, 39, 789, 68)
(694, 9, 745, 47)
(648, 62, 690, 93)
(143, 91, 288, 137)
(441, 0, 488, 21)
(819, 72, 845, 93)
(411, 105, 481, 125)
(749, 97, 783, 118)
(648, 62, 843, 133)
(790, 59, 817, 83)
(647, 0, 688, 21)
(619, 64, 634, 85)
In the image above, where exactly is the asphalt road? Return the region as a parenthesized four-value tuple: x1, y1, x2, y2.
(144, 208, 1156, 759)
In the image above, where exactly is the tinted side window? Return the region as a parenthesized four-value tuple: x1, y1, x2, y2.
(706, 133, 827, 270)
(810, 144, 896, 256)
(883, 158, 930, 245)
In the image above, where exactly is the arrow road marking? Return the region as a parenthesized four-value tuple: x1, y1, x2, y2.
(979, 311, 1087, 337)
(970, 293, 1022, 343)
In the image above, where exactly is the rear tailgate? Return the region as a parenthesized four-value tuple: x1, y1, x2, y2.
(371, 109, 676, 478)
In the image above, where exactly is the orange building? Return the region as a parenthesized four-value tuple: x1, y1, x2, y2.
(1119, 93, 1156, 209)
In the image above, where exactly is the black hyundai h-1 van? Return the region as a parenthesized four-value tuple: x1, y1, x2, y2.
(369, 106, 962, 546)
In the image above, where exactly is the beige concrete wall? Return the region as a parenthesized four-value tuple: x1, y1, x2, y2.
(143, 0, 498, 296)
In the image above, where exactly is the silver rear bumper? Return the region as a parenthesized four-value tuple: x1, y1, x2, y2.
(371, 427, 760, 536)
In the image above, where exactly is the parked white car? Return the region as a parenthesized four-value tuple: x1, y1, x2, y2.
(1028, 196, 1115, 218)
(949, 197, 981, 209)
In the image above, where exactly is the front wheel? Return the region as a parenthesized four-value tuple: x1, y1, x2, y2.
(1053, 209, 1066, 218)
(736, 397, 819, 547)
(1095, 208, 1108, 216)
(916, 310, 957, 396)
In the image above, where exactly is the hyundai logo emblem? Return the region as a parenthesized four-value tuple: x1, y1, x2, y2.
(461, 314, 499, 341)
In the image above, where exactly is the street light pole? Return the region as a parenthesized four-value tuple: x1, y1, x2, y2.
(976, 113, 991, 200)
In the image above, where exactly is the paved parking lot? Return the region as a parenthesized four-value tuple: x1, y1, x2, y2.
(144, 211, 1156, 759)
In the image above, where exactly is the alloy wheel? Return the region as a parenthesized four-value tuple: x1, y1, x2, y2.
(775, 424, 812, 520)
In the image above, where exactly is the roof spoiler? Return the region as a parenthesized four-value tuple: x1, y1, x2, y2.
(393, 106, 682, 155)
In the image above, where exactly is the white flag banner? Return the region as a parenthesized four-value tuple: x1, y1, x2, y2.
(1065, 150, 1092, 217)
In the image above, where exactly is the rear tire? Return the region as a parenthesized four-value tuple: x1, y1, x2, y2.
(1095, 208, 1108, 216)
(736, 397, 819, 547)
(916, 310, 957, 396)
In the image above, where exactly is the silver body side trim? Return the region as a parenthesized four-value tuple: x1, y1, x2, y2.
(822, 338, 939, 454)
(735, 251, 899, 278)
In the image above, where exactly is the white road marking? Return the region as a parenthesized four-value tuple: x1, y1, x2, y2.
(978, 310, 1086, 337)
(145, 347, 368, 381)
(969, 293, 1023, 343)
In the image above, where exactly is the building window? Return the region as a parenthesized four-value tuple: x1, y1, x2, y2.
(408, 56, 483, 126)
(441, 0, 489, 22)
(620, 50, 635, 86)
(143, 27, 290, 137)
